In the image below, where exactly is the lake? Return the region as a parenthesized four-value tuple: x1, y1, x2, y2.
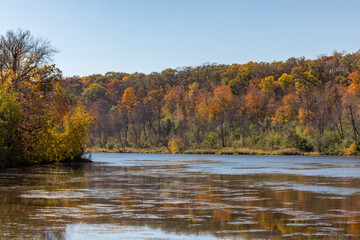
(1, 153, 360, 239)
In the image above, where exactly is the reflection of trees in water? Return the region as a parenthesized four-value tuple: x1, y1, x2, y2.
(0, 165, 88, 239)
(0, 164, 359, 239)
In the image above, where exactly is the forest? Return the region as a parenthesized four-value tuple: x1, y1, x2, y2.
(64, 49, 360, 155)
(0, 30, 92, 168)
(2, 29, 360, 169)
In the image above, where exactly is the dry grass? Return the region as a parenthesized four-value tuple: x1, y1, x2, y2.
(85, 147, 170, 154)
(86, 146, 307, 156)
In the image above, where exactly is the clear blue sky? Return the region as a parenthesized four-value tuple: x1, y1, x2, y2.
(1, 0, 360, 77)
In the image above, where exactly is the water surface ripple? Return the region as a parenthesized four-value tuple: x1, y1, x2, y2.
(1, 153, 360, 239)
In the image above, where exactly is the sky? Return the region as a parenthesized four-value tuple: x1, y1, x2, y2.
(1, 0, 360, 77)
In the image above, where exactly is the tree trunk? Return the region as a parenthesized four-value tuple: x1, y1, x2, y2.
(221, 122, 225, 148)
(349, 105, 359, 139)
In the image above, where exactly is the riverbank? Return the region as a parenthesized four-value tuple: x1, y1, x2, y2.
(0, 153, 92, 169)
(85, 147, 346, 156)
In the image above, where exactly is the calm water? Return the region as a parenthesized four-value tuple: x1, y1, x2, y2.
(1, 153, 360, 239)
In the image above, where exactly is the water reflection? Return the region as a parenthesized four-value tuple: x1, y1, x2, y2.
(63, 224, 237, 240)
(0, 154, 360, 239)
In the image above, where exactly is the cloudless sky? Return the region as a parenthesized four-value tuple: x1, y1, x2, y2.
(1, 0, 360, 77)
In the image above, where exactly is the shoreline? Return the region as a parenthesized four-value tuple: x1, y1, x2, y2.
(85, 147, 349, 156)
(0, 155, 92, 170)
(1, 148, 355, 170)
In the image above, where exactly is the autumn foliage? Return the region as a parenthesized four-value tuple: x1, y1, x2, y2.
(2, 29, 359, 157)
(64, 50, 360, 155)
(0, 30, 93, 167)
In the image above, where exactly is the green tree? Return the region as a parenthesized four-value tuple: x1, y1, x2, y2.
(0, 88, 22, 167)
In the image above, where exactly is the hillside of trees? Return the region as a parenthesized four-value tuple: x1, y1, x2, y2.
(0, 30, 92, 168)
(2, 30, 360, 164)
(64, 50, 360, 155)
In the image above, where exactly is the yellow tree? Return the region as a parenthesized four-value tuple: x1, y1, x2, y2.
(117, 87, 139, 146)
(292, 66, 320, 124)
(204, 86, 234, 147)
(0, 30, 93, 167)
(120, 87, 139, 112)
(277, 73, 294, 89)
(259, 76, 277, 92)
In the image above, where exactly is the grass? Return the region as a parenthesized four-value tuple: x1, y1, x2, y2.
(85, 146, 170, 154)
(183, 147, 302, 155)
(86, 146, 325, 156)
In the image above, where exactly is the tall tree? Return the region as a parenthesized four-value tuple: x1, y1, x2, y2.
(0, 29, 56, 91)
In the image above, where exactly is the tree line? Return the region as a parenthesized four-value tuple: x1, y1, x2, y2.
(65, 50, 360, 155)
(0, 30, 92, 167)
(2, 29, 360, 165)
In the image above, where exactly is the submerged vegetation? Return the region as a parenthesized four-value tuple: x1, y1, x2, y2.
(0, 30, 93, 168)
(65, 50, 360, 156)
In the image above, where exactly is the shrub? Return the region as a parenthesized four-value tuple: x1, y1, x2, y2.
(168, 137, 184, 153)
(346, 141, 360, 155)
(290, 132, 314, 152)
(106, 142, 115, 150)
(205, 132, 217, 148)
